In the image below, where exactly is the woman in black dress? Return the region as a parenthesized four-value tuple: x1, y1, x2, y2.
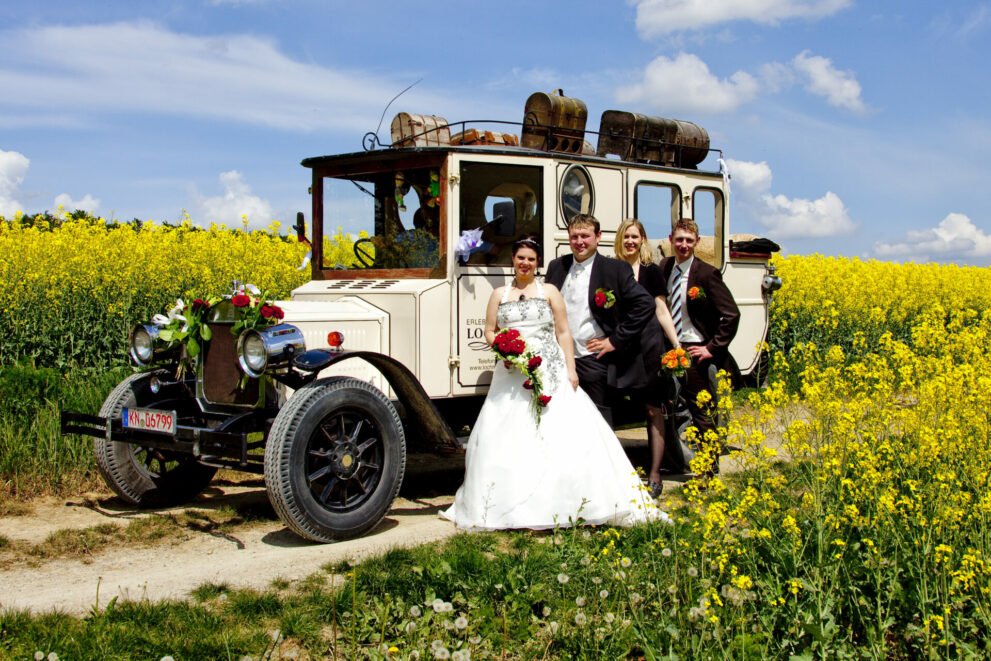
(614, 218, 680, 497)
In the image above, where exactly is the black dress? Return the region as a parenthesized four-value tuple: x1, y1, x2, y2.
(634, 262, 672, 405)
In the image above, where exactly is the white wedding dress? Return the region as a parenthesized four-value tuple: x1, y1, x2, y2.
(442, 280, 670, 531)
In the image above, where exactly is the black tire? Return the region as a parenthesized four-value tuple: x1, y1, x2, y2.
(94, 370, 217, 507)
(264, 377, 406, 542)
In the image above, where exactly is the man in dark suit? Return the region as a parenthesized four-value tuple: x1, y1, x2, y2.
(545, 214, 663, 426)
(659, 217, 740, 473)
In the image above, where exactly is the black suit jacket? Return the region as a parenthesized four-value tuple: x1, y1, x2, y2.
(545, 253, 662, 389)
(660, 255, 740, 357)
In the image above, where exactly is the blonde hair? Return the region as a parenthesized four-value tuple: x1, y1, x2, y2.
(613, 218, 654, 265)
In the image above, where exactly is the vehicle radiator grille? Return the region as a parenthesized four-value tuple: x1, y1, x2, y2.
(201, 323, 261, 405)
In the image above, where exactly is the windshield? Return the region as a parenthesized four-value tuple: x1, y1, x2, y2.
(321, 165, 443, 271)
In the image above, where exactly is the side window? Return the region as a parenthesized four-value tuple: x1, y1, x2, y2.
(559, 165, 593, 225)
(692, 187, 724, 267)
(458, 162, 542, 266)
(634, 182, 681, 257)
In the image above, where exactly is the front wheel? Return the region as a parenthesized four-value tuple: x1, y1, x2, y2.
(94, 370, 217, 506)
(264, 377, 406, 542)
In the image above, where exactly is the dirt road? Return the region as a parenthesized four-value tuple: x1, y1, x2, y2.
(0, 434, 725, 615)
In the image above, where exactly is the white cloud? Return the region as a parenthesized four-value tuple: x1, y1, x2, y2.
(54, 193, 100, 214)
(725, 159, 772, 193)
(792, 50, 867, 113)
(634, 0, 851, 38)
(874, 213, 991, 263)
(726, 158, 857, 238)
(760, 191, 856, 237)
(193, 170, 274, 228)
(616, 53, 759, 114)
(0, 22, 468, 132)
(0, 149, 29, 217)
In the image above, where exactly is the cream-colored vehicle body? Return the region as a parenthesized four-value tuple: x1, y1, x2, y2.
(288, 149, 777, 403)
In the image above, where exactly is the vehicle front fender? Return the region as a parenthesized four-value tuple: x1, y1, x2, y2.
(292, 349, 457, 449)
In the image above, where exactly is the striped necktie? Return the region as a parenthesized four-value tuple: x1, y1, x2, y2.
(670, 264, 684, 336)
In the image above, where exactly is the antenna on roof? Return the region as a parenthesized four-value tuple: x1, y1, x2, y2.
(363, 78, 423, 151)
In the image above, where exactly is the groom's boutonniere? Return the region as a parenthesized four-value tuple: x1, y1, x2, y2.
(688, 286, 706, 301)
(594, 288, 616, 309)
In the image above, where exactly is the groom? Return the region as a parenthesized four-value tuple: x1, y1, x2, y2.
(545, 214, 663, 426)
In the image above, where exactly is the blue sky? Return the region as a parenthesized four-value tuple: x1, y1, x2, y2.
(1, 0, 989, 264)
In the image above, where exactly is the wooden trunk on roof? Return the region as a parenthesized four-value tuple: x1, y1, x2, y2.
(596, 110, 709, 168)
(521, 91, 587, 154)
(391, 113, 451, 147)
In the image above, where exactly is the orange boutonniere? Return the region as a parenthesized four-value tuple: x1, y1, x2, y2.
(688, 286, 706, 300)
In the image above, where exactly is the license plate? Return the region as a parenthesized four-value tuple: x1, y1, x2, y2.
(122, 407, 177, 435)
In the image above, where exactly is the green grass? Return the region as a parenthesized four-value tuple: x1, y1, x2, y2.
(0, 365, 131, 503)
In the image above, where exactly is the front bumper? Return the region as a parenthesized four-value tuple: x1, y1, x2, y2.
(60, 411, 265, 471)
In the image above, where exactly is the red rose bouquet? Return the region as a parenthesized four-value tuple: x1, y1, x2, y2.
(491, 328, 552, 422)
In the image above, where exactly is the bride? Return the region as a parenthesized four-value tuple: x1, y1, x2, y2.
(442, 236, 670, 530)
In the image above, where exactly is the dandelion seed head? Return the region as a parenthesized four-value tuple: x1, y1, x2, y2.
(662, 547, 672, 557)
(557, 573, 569, 584)
(575, 596, 586, 607)
(574, 612, 588, 626)
(542, 606, 552, 617)
(580, 555, 591, 566)
(549, 621, 560, 634)
(35, 654, 44, 661)
(688, 566, 699, 577)
(605, 612, 615, 624)
(455, 616, 468, 630)
(620, 556, 632, 568)
(591, 577, 602, 585)
(406, 622, 416, 634)
(599, 589, 609, 599)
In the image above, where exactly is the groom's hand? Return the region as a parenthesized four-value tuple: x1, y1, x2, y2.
(586, 336, 615, 358)
(687, 345, 713, 361)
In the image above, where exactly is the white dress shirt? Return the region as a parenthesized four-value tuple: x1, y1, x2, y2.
(668, 255, 704, 344)
(561, 253, 604, 357)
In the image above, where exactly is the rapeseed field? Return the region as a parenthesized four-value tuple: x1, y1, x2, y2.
(2, 211, 990, 657)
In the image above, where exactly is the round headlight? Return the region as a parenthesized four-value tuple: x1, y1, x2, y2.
(239, 332, 268, 377)
(130, 325, 156, 366)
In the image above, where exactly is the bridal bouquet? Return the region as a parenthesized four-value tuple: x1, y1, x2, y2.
(491, 328, 551, 421)
(661, 347, 692, 377)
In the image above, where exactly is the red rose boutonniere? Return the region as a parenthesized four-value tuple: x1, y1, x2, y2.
(688, 286, 706, 301)
(594, 288, 616, 309)
(491, 328, 551, 422)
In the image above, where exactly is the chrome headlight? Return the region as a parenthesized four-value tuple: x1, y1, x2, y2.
(129, 324, 160, 367)
(237, 324, 306, 378)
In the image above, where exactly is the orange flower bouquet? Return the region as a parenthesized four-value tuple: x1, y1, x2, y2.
(661, 347, 691, 377)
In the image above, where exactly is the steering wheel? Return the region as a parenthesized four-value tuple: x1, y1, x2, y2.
(353, 238, 376, 268)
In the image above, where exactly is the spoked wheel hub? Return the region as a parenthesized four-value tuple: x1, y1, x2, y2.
(306, 411, 383, 512)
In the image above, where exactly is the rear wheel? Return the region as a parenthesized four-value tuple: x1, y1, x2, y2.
(94, 370, 217, 506)
(264, 377, 406, 542)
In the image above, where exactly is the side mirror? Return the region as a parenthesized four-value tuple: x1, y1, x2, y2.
(294, 212, 311, 245)
(491, 200, 516, 237)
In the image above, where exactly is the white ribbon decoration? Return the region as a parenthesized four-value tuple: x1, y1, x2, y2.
(718, 157, 731, 195)
(456, 228, 485, 264)
(297, 250, 312, 271)
(152, 298, 188, 332)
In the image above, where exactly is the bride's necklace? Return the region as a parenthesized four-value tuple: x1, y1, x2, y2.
(512, 276, 536, 300)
